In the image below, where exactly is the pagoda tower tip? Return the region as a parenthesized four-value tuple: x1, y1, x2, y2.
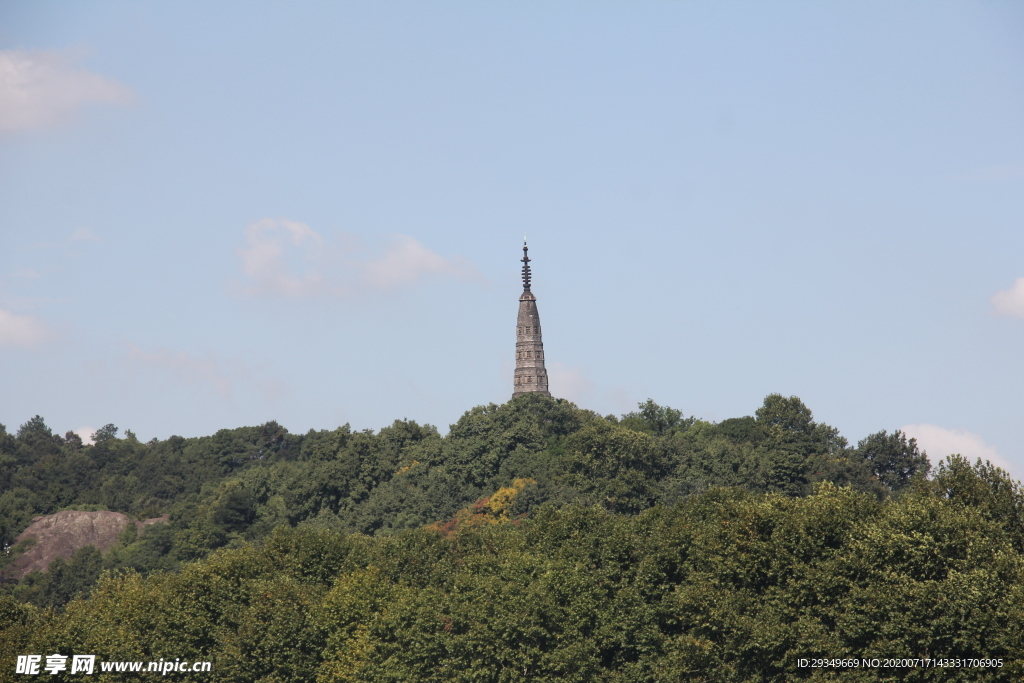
(521, 240, 532, 292)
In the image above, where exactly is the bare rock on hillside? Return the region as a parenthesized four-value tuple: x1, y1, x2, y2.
(7, 510, 168, 580)
(137, 513, 170, 531)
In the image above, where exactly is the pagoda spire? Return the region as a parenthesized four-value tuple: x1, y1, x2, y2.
(521, 237, 531, 291)
(513, 239, 550, 397)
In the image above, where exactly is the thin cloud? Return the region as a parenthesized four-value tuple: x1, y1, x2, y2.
(235, 217, 483, 298)
(69, 227, 100, 242)
(128, 342, 285, 402)
(992, 278, 1024, 319)
(363, 235, 479, 289)
(0, 48, 134, 133)
(604, 386, 637, 415)
(900, 423, 1015, 475)
(544, 363, 636, 416)
(28, 226, 104, 251)
(0, 307, 53, 348)
(238, 218, 328, 297)
(11, 267, 41, 279)
(548, 362, 596, 405)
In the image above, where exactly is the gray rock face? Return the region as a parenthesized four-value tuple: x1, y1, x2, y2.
(513, 243, 550, 397)
(7, 510, 168, 579)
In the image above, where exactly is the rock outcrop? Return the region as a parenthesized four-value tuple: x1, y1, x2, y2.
(7, 510, 169, 580)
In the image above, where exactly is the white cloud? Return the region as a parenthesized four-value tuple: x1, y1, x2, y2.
(74, 427, 96, 446)
(128, 343, 285, 402)
(0, 307, 53, 348)
(992, 278, 1024, 319)
(238, 218, 328, 297)
(363, 235, 478, 289)
(0, 49, 134, 133)
(236, 217, 482, 298)
(548, 362, 596, 405)
(900, 423, 1015, 474)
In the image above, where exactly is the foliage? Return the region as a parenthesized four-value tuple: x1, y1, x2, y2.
(11, 545, 103, 609)
(5, 472, 1024, 681)
(856, 429, 931, 491)
(1, 390, 1018, 683)
(928, 455, 1024, 552)
(619, 399, 695, 436)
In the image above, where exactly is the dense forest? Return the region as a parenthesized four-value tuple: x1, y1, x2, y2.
(1, 394, 1022, 681)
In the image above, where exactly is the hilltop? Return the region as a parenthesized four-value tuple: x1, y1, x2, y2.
(2, 393, 1023, 680)
(2, 393, 929, 606)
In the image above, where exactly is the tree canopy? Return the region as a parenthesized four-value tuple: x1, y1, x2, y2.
(1, 394, 1012, 681)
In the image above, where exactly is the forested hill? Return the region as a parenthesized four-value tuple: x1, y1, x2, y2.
(3, 393, 928, 578)
(3, 394, 1024, 680)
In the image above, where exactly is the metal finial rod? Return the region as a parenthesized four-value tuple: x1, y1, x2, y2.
(521, 240, 531, 291)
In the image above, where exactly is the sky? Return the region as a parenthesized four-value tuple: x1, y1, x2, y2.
(1, 2, 1023, 476)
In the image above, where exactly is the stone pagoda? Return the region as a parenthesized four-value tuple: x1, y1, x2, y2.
(513, 240, 550, 397)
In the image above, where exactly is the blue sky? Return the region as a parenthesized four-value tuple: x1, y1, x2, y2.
(2, 2, 1023, 475)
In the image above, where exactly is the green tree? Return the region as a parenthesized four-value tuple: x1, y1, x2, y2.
(752, 394, 850, 496)
(856, 429, 930, 491)
(620, 399, 693, 436)
(92, 423, 119, 444)
(929, 455, 1024, 552)
(12, 545, 103, 609)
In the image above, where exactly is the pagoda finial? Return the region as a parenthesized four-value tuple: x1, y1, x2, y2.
(521, 238, 531, 291)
